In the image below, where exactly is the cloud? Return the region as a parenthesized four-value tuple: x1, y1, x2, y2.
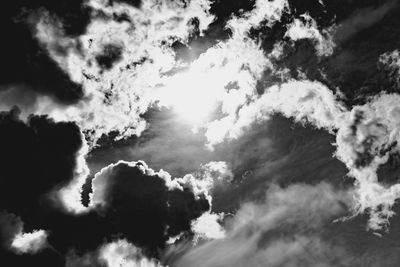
(335, 93, 400, 230)
(379, 49, 400, 89)
(66, 239, 165, 267)
(30, 0, 215, 143)
(10, 0, 400, 236)
(205, 79, 347, 145)
(89, 160, 212, 254)
(0, 108, 88, 222)
(99, 239, 164, 267)
(0, 211, 48, 255)
(226, 0, 288, 36)
(0, 211, 23, 250)
(284, 13, 335, 57)
(191, 212, 225, 241)
(168, 183, 354, 267)
(203, 76, 400, 230)
(11, 230, 48, 255)
(56, 133, 90, 214)
(19, 0, 289, 147)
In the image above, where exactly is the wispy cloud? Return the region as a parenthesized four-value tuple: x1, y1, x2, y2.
(167, 183, 354, 267)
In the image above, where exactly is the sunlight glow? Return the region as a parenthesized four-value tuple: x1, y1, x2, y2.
(154, 40, 265, 126)
(155, 69, 224, 124)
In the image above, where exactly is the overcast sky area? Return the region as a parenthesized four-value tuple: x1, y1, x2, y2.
(2, 0, 400, 266)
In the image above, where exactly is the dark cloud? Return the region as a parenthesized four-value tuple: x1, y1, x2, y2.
(0, 107, 83, 222)
(0, 0, 89, 104)
(89, 161, 211, 256)
(95, 44, 124, 71)
(0, 109, 211, 265)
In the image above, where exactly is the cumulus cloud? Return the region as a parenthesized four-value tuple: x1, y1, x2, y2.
(11, 230, 48, 255)
(285, 13, 335, 56)
(168, 183, 354, 267)
(191, 212, 225, 241)
(89, 160, 213, 253)
(19, 0, 291, 147)
(204, 75, 400, 230)
(31, 0, 215, 143)
(0, 211, 48, 255)
(335, 93, 400, 230)
(205, 80, 347, 145)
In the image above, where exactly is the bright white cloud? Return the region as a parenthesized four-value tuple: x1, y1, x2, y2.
(99, 239, 163, 267)
(11, 230, 48, 255)
(335, 93, 400, 230)
(30, 0, 290, 145)
(1, 212, 48, 255)
(33, 0, 215, 143)
(191, 212, 225, 241)
(285, 13, 335, 56)
(205, 80, 347, 145)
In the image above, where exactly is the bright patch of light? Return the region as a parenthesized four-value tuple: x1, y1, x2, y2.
(154, 39, 267, 126)
(155, 67, 227, 125)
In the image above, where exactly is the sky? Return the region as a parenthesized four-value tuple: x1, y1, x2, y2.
(1, 0, 400, 266)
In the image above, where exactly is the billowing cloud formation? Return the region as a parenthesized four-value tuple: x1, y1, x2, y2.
(335, 93, 400, 230)
(33, 0, 215, 143)
(191, 212, 225, 240)
(5, 1, 400, 266)
(205, 80, 347, 145)
(168, 183, 353, 267)
(26, 0, 293, 146)
(12, 0, 400, 234)
(204, 75, 400, 230)
(156, 0, 289, 122)
(89, 160, 212, 254)
(0, 108, 220, 265)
